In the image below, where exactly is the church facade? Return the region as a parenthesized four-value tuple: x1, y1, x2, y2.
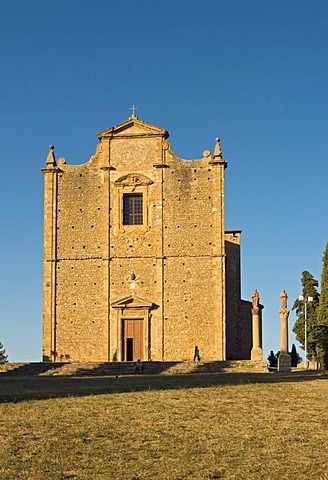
(42, 115, 252, 363)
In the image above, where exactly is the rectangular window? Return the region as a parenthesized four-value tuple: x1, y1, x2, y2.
(123, 193, 143, 225)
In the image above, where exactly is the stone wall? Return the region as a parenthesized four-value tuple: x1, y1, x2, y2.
(42, 116, 251, 362)
(162, 154, 226, 360)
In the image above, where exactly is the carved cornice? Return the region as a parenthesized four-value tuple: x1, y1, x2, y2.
(208, 159, 228, 168)
(100, 165, 116, 171)
(41, 167, 56, 174)
(153, 163, 169, 169)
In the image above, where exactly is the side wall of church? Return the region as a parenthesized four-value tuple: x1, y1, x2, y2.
(225, 233, 252, 359)
(239, 300, 253, 359)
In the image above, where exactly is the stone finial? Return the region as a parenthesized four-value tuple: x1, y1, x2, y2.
(214, 137, 222, 159)
(46, 145, 56, 167)
(280, 289, 288, 310)
(252, 289, 260, 308)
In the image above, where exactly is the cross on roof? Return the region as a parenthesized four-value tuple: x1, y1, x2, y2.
(130, 104, 138, 117)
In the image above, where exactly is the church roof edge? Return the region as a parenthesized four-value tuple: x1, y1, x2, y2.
(97, 116, 169, 140)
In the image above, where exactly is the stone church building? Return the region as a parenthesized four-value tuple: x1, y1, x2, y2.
(42, 115, 253, 363)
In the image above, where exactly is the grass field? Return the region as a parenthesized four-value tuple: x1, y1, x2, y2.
(1, 371, 328, 480)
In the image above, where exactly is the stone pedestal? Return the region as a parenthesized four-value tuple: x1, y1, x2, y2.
(251, 347, 263, 361)
(278, 353, 291, 372)
(251, 307, 263, 361)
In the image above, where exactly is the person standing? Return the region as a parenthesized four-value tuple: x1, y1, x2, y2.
(193, 346, 201, 361)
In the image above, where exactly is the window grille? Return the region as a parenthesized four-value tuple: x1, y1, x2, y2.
(123, 193, 143, 225)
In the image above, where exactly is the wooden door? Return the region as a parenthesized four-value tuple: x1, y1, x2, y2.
(123, 318, 144, 361)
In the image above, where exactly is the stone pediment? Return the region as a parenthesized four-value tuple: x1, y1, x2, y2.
(114, 173, 153, 187)
(97, 116, 169, 141)
(111, 295, 155, 309)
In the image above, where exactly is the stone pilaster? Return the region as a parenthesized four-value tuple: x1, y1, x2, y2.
(41, 146, 58, 362)
(100, 162, 111, 361)
(210, 139, 228, 360)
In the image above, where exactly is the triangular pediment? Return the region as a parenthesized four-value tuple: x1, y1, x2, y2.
(97, 116, 169, 141)
(111, 295, 155, 309)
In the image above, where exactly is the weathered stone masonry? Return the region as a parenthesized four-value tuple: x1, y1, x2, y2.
(42, 115, 252, 362)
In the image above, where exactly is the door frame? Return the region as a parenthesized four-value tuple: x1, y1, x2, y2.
(111, 295, 154, 362)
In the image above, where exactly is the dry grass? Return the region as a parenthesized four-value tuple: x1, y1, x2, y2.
(0, 372, 328, 480)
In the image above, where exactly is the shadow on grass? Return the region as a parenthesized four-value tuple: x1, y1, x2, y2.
(0, 361, 182, 377)
(0, 370, 326, 404)
(0, 359, 267, 377)
(72, 361, 182, 376)
(0, 362, 63, 376)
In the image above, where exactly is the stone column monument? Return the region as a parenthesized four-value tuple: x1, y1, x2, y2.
(278, 289, 291, 372)
(251, 289, 263, 361)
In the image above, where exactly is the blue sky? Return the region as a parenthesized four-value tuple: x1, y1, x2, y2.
(0, 0, 327, 362)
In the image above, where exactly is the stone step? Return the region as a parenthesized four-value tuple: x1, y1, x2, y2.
(0, 360, 268, 376)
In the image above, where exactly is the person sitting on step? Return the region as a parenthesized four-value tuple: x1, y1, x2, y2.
(133, 359, 143, 374)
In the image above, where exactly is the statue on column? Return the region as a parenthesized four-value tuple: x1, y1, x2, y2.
(278, 289, 291, 372)
(251, 289, 263, 361)
(280, 289, 288, 309)
(252, 289, 260, 309)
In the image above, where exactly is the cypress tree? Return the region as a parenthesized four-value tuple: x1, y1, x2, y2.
(0, 342, 8, 364)
(267, 350, 277, 368)
(315, 242, 328, 369)
(292, 271, 320, 359)
(317, 242, 328, 326)
(290, 343, 301, 367)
